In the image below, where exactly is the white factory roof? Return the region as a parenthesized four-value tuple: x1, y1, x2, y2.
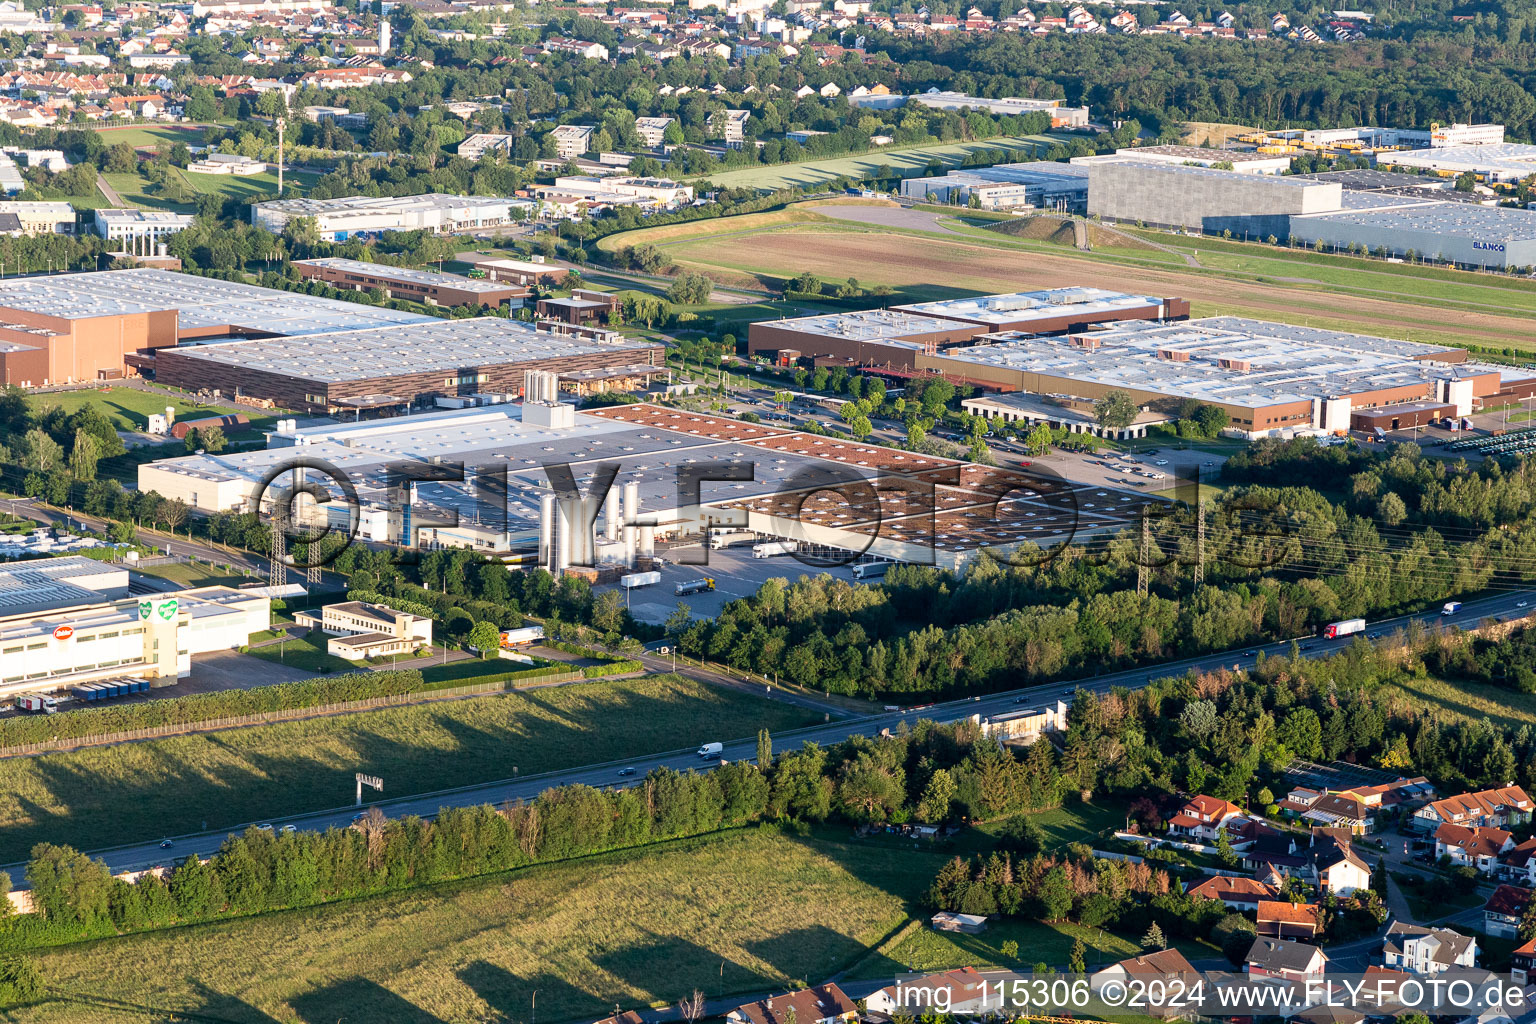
(1294, 199, 1536, 242)
(157, 317, 655, 383)
(148, 405, 874, 529)
(764, 308, 972, 342)
(1379, 142, 1536, 176)
(0, 555, 125, 613)
(894, 287, 1164, 326)
(253, 192, 518, 220)
(0, 268, 435, 334)
(0, 585, 263, 639)
(293, 257, 522, 295)
(934, 316, 1476, 408)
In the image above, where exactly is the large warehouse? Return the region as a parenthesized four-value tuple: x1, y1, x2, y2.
(1290, 200, 1536, 270)
(151, 317, 666, 413)
(1375, 143, 1536, 184)
(0, 584, 270, 693)
(898, 162, 1091, 211)
(0, 268, 433, 386)
(1086, 160, 1343, 235)
(935, 317, 1492, 438)
(139, 402, 1150, 572)
(747, 288, 1188, 369)
(251, 193, 533, 241)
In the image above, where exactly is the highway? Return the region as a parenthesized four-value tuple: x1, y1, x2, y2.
(19, 582, 1534, 884)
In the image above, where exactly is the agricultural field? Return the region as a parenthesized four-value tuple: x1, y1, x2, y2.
(19, 827, 931, 1024)
(24, 387, 278, 435)
(609, 203, 1536, 352)
(695, 135, 1068, 190)
(0, 675, 819, 861)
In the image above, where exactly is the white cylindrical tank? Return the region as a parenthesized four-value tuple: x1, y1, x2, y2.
(555, 504, 572, 572)
(539, 493, 557, 568)
(639, 524, 655, 557)
(605, 491, 620, 542)
(622, 524, 637, 566)
(623, 481, 640, 525)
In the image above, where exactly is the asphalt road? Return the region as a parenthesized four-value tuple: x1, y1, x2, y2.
(23, 583, 1534, 885)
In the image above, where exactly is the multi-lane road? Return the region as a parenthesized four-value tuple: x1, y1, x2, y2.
(18, 582, 1533, 884)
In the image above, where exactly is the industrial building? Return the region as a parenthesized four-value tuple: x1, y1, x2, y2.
(748, 289, 1188, 370)
(150, 316, 664, 413)
(292, 258, 530, 309)
(0, 201, 75, 236)
(464, 255, 570, 288)
(1375, 142, 1536, 184)
(1074, 145, 1292, 175)
(849, 90, 1091, 127)
(1290, 200, 1536, 270)
(137, 399, 1142, 572)
(1086, 160, 1343, 235)
(0, 555, 129, 616)
(0, 268, 433, 386)
(898, 161, 1090, 211)
(935, 317, 1491, 438)
(93, 208, 195, 255)
(250, 193, 534, 241)
(0, 585, 270, 693)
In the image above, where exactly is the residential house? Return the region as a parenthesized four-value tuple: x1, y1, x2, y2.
(716, 108, 749, 148)
(591, 1012, 645, 1024)
(1167, 795, 1244, 841)
(726, 985, 858, 1024)
(1382, 923, 1476, 974)
(1513, 937, 1536, 985)
(1502, 837, 1536, 885)
(1413, 786, 1533, 833)
(1483, 884, 1530, 940)
(1256, 900, 1321, 940)
(1187, 875, 1278, 911)
(1302, 793, 1371, 834)
(930, 911, 987, 933)
(1434, 822, 1514, 872)
(1091, 949, 1200, 1018)
(1308, 833, 1372, 895)
(1244, 936, 1327, 981)
(866, 968, 986, 1016)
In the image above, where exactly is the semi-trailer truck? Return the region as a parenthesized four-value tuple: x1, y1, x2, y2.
(500, 625, 545, 648)
(753, 542, 795, 558)
(16, 694, 59, 714)
(852, 562, 891, 580)
(1322, 618, 1367, 639)
(620, 571, 662, 589)
(1442, 601, 1462, 616)
(709, 530, 755, 549)
(675, 578, 715, 596)
(696, 741, 723, 758)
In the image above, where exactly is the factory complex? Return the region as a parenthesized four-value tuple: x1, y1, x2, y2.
(292, 258, 532, 309)
(250, 193, 534, 242)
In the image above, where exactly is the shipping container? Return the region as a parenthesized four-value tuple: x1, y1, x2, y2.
(620, 571, 662, 589)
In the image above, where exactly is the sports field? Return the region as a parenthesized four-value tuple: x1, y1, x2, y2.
(697, 134, 1069, 190)
(607, 204, 1536, 351)
(21, 828, 930, 1024)
(0, 675, 819, 861)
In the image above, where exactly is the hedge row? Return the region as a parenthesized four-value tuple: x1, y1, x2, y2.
(581, 660, 644, 679)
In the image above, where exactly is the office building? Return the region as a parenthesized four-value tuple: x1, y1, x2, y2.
(93, 208, 196, 256)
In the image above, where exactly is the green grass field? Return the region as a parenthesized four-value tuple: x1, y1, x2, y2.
(697, 135, 1068, 190)
(98, 172, 193, 213)
(19, 827, 930, 1024)
(246, 631, 358, 673)
(180, 167, 321, 201)
(90, 124, 210, 149)
(26, 387, 277, 435)
(0, 675, 819, 861)
(130, 561, 254, 590)
(1381, 673, 1536, 731)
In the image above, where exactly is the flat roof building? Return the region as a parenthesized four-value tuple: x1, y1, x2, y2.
(0, 585, 269, 692)
(898, 162, 1090, 211)
(1376, 143, 1536, 184)
(928, 316, 1489, 437)
(0, 201, 74, 236)
(1075, 145, 1293, 175)
(250, 193, 532, 242)
(93, 208, 195, 255)
(456, 133, 514, 161)
(0, 555, 129, 616)
(150, 316, 664, 413)
(292, 257, 530, 309)
(1291, 200, 1536, 270)
(749, 290, 1189, 370)
(1087, 160, 1344, 236)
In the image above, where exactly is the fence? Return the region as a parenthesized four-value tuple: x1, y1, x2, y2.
(0, 671, 581, 759)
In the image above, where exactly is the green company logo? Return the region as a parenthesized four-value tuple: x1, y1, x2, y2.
(138, 600, 152, 620)
(157, 599, 178, 621)
(139, 599, 178, 622)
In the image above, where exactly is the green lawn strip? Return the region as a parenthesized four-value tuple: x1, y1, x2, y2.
(0, 675, 819, 860)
